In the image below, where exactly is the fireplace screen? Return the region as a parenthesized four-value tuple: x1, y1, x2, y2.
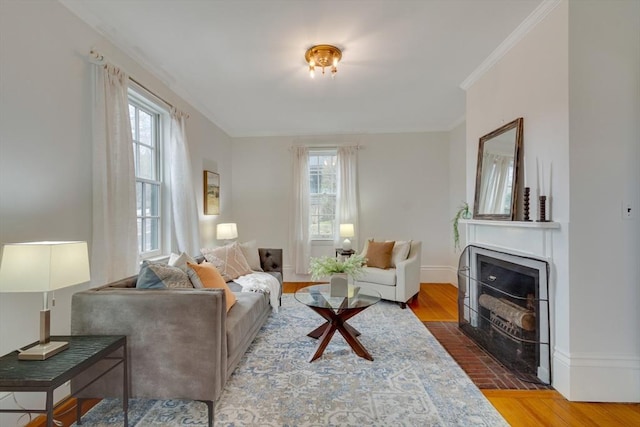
(458, 245, 551, 385)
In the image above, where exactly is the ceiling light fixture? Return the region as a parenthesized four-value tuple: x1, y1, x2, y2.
(305, 44, 342, 79)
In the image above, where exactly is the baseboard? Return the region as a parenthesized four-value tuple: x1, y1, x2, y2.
(420, 266, 457, 285)
(553, 349, 640, 402)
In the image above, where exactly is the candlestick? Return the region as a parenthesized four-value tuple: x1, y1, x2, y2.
(537, 195, 547, 222)
(524, 187, 532, 221)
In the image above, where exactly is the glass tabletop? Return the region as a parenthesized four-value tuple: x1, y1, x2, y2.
(294, 284, 381, 310)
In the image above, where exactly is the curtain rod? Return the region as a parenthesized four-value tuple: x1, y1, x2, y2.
(89, 49, 176, 111)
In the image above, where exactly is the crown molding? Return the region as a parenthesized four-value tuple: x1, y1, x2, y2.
(459, 0, 562, 91)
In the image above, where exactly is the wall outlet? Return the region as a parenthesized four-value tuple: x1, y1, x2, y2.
(622, 201, 634, 219)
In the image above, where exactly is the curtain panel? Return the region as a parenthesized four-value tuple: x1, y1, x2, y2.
(91, 63, 139, 284)
(169, 108, 200, 256)
(290, 146, 310, 275)
(335, 146, 360, 251)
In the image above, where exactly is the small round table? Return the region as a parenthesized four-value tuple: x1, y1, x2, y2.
(294, 284, 381, 362)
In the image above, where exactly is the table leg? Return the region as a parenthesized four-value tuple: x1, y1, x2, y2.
(77, 398, 83, 425)
(46, 391, 54, 427)
(306, 306, 372, 361)
(123, 342, 129, 426)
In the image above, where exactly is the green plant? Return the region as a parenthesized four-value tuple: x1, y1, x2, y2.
(452, 202, 471, 251)
(309, 253, 367, 281)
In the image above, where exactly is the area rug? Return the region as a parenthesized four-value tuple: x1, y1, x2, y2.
(74, 295, 507, 426)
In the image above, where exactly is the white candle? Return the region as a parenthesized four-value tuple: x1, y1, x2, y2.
(536, 157, 541, 197)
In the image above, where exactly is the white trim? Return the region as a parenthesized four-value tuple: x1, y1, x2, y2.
(460, 0, 562, 91)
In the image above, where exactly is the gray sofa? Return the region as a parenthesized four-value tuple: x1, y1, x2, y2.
(70, 248, 282, 426)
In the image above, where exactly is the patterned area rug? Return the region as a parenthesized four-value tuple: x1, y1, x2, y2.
(74, 295, 507, 426)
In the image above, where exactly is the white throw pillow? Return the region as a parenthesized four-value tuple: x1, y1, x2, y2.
(168, 252, 196, 271)
(390, 240, 411, 267)
(201, 242, 253, 282)
(239, 240, 263, 272)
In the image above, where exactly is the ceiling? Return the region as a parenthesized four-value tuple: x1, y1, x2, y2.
(60, 0, 543, 137)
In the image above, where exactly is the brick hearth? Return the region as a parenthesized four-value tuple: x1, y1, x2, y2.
(424, 321, 549, 390)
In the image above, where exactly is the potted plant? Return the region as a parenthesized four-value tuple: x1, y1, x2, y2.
(309, 253, 367, 282)
(452, 202, 471, 251)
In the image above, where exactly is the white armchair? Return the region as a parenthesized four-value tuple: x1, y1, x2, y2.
(354, 240, 422, 308)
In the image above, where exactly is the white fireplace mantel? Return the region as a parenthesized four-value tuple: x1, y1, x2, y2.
(460, 219, 560, 260)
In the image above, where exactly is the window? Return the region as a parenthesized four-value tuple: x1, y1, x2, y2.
(129, 92, 163, 258)
(309, 150, 337, 240)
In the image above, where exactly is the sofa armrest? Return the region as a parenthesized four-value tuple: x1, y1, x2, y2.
(395, 241, 422, 302)
(71, 288, 227, 403)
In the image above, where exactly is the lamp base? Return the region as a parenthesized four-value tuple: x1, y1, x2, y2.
(342, 238, 352, 251)
(19, 340, 69, 361)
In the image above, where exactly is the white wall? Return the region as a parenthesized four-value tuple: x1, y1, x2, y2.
(465, 0, 639, 402)
(448, 121, 467, 271)
(0, 1, 232, 424)
(231, 132, 454, 283)
(566, 0, 640, 402)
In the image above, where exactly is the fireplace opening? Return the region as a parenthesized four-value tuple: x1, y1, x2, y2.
(458, 245, 550, 385)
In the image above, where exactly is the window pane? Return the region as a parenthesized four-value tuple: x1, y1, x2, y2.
(145, 183, 160, 216)
(139, 111, 152, 145)
(138, 145, 154, 180)
(136, 182, 142, 216)
(145, 218, 159, 252)
(129, 105, 136, 139)
(137, 218, 143, 253)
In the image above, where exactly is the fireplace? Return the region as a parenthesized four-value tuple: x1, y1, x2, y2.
(458, 245, 551, 385)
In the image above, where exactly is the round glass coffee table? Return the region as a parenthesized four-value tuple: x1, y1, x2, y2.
(294, 284, 381, 362)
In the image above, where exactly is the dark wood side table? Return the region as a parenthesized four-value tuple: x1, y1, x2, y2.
(335, 248, 355, 258)
(0, 335, 127, 427)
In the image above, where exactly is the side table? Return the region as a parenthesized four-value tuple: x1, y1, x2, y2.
(0, 335, 127, 427)
(335, 248, 355, 258)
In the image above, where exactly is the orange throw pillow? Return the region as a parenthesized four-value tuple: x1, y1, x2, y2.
(187, 262, 237, 312)
(365, 240, 395, 269)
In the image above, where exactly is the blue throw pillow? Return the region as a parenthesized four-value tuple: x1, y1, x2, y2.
(136, 261, 193, 289)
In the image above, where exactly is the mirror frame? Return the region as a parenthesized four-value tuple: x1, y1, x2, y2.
(473, 117, 523, 221)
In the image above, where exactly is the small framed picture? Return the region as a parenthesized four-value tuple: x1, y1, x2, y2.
(204, 170, 220, 215)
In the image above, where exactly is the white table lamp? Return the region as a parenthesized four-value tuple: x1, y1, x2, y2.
(0, 241, 90, 360)
(217, 223, 238, 242)
(339, 224, 355, 251)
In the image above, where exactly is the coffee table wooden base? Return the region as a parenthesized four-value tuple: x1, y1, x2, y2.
(306, 305, 373, 362)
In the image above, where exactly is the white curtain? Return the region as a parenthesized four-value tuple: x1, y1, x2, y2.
(290, 146, 310, 274)
(91, 63, 139, 284)
(169, 108, 200, 256)
(335, 146, 359, 250)
(479, 153, 512, 214)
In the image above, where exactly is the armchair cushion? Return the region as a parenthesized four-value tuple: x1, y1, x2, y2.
(359, 266, 397, 286)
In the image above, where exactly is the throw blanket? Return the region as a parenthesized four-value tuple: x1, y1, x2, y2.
(234, 272, 281, 313)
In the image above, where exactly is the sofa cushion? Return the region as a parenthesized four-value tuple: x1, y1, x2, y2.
(364, 240, 395, 269)
(201, 242, 253, 281)
(136, 261, 193, 289)
(186, 262, 237, 312)
(226, 291, 270, 362)
(358, 266, 397, 286)
(239, 240, 263, 272)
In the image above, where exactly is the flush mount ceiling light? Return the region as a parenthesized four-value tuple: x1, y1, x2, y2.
(305, 44, 342, 79)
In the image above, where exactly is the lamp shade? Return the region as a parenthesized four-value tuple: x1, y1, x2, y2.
(339, 224, 355, 238)
(216, 223, 238, 240)
(0, 241, 90, 292)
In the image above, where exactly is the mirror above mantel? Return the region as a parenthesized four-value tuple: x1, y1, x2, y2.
(473, 118, 523, 220)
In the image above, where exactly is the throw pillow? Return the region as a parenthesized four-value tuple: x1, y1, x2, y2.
(390, 240, 411, 268)
(239, 240, 263, 272)
(168, 252, 196, 271)
(201, 242, 253, 282)
(186, 262, 237, 312)
(364, 240, 395, 269)
(136, 261, 193, 289)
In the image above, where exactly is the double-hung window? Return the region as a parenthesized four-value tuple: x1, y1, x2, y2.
(128, 91, 164, 258)
(308, 149, 337, 240)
